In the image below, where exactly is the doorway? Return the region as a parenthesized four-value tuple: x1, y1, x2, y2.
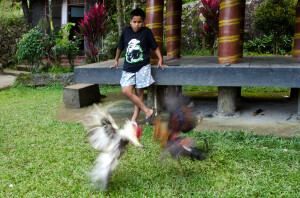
(69, 5, 84, 53)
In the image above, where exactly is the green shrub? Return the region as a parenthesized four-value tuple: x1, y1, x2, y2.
(52, 23, 81, 70)
(101, 31, 119, 60)
(244, 35, 293, 55)
(0, 1, 25, 26)
(252, 0, 297, 55)
(16, 28, 45, 69)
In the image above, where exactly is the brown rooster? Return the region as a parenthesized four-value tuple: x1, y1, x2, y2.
(153, 91, 206, 172)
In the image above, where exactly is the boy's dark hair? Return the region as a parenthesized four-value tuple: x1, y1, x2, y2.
(130, 8, 146, 21)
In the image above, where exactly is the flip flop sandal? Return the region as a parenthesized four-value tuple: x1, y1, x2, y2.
(145, 108, 156, 125)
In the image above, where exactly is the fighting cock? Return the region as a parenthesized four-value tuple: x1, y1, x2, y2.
(82, 105, 143, 190)
(153, 91, 206, 172)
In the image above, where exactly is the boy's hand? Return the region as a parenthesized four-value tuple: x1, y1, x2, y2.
(110, 60, 119, 69)
(157, 59, 167, 70)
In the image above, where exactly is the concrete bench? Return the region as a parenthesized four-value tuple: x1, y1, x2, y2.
(73, 56, 300, 117)
(63, 84, 100, 108)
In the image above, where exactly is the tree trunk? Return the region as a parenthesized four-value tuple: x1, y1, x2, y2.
(122, 0, 126, 27)
(21, 0, 31, 24)
(116, 0, 123, 36)
(132, 0, 137, 9)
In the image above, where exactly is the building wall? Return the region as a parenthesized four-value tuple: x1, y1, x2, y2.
(30, 0, 46, 29)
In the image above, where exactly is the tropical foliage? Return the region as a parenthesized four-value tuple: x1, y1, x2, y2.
(244, 35, 294, 55)
(0, 0, 24, 26)
(16, 22, 81, 72)
(199, 0, 220, 55)
(252, 0, 297, 55)
(16, 28, 45, 69)
(78, 3, 108, 63)
(53, 23, 81, 69)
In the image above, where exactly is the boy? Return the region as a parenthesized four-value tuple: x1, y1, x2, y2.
(110, 8, 165, 125)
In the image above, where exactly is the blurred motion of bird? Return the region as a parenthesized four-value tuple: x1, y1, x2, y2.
(153, 90, 207, 172)
(82, 105, 143, 190)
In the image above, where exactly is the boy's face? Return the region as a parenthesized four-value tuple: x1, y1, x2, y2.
(130, 16, 144, 32)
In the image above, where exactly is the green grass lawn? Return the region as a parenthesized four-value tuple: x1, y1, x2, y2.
(0, 85, 299, 197)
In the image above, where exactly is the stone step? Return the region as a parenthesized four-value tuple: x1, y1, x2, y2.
(17, 65, 31, 72)
(4, 69, 30, 76)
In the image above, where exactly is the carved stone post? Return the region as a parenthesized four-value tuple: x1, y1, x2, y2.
(218, 0, 241, 64)
(166, 0, 182, 58)
(146, 0, 164, 63)
(297, 88, 300, 117)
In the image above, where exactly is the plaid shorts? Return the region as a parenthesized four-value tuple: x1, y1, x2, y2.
(120, 64, 155, 88)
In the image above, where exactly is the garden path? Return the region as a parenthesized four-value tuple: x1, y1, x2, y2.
(57, 91, 300, 137)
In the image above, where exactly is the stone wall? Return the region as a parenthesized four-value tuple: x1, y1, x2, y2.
(182, 1, 203, 53)
(17, 73, 75, 86)
(0, 24, 28, 67)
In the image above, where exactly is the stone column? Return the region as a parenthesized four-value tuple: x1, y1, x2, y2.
(292, 0, 300, 58)
(290, 88, 299, 100)
(214, 86, 239, 117)
(147, 85, 166, 112)
(218, 0, 241, 64)
(166, 0, 182, 58)
(61, 0, 68, 27)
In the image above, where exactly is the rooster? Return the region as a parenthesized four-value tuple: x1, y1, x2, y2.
(82, 105, 143, 190)
(153, 90, 207, 172)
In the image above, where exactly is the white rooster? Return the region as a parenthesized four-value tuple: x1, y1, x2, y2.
(82, 105, 143, 190)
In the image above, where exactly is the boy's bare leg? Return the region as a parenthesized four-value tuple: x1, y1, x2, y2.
(131, 88, 144, 123)
(122, 85, 153, 119)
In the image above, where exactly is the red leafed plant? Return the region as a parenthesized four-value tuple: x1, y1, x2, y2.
(199, 0, 219, 55)
(78, 3, 108, 63)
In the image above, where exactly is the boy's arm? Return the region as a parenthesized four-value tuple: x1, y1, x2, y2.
(110, 48, 122, 69)
(154, 47, 166, 70)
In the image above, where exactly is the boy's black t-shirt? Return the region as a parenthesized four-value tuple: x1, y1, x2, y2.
(117, 27, 158, 73)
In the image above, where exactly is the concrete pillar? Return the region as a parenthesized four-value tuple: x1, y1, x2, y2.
(166, 0, 182, 58)
(218, 0, 241, 64)
(298, 88, 300, 116)
(147, 85, 166, 112)
(146, 0, 164, 63)
(292, 0, 300, 58)
(290, 88, 299, 100)
(61, 0, 68, 27)
(168, 85, 182, 95)
(214, 86, 239, 117)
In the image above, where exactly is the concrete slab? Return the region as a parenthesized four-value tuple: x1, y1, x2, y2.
(56, 91, 300, 137)
(63, 84, 100, 108)
(0, 75, 16, 90)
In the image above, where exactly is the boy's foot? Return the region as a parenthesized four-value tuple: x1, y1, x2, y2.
(145, 108, 156, 125)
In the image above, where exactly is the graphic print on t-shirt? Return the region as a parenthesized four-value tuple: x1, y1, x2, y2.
(126, 39, 143, 63)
